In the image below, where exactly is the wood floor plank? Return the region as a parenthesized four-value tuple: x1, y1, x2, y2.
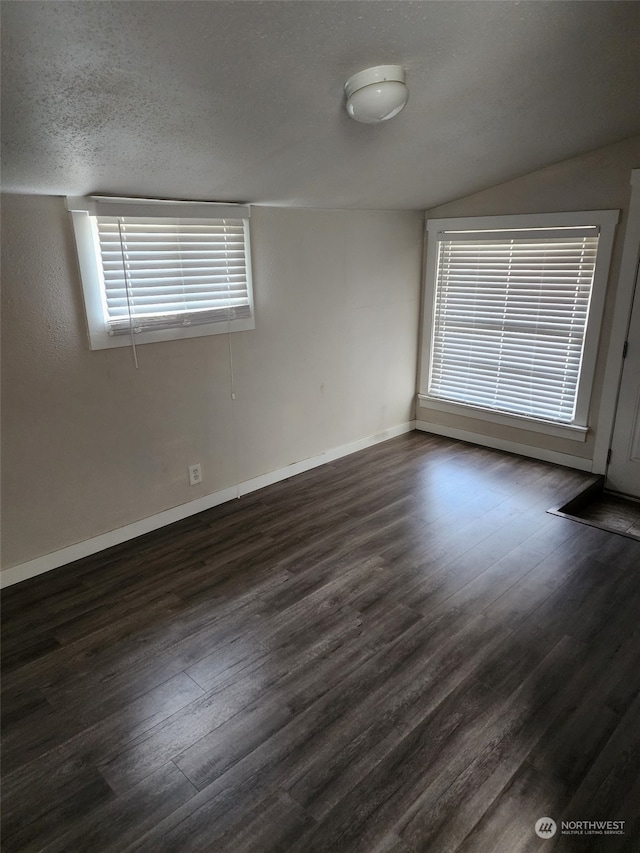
(182, 789, 315, 853)
(394, 631, 601, 850)
(2, 672, 205, 804)
(285, 634, 584, 853)
(452, 761, 566, 853)
(98, 607, 368, 794)
(37, 597, 267, 720)
(1, 766, 114, 852)
(0, 684, 52, 734)
(554, 690, 640, 832)
(281, 616, 511, 820)
(40, 762, 197, 853)
(1, 592, 185, 697)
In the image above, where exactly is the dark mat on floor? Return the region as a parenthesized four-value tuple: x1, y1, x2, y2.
(549, 475, 640, 541)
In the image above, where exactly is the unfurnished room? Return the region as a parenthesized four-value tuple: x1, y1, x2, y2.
(1, 1, 640, 851)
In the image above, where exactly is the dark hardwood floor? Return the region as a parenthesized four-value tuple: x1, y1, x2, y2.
(2, 432, 639, 852)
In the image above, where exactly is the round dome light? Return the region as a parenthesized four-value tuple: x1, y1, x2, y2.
(344, 65, 408, 124)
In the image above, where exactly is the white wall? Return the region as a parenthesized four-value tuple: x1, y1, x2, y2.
(1, 197, 424, 572)
(417, 136, 640, 463)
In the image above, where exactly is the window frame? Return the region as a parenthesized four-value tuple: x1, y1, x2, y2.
(418, 210, 619, 442)
(67, 196, 254, 350)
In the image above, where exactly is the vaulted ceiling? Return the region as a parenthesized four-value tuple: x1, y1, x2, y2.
(2, 1, 639, 209)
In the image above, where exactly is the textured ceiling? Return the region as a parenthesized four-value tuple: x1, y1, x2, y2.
(2, 1, 639, 209)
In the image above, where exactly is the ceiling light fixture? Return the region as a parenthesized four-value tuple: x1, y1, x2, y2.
(344, 65, 408, 124)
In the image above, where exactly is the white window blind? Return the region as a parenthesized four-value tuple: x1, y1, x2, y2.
(95, 216, 251, 335)
(428, 227, 600, 424)
(67, 196, 254, 350)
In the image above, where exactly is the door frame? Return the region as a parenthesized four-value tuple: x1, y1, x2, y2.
(593, 169, 640, 475)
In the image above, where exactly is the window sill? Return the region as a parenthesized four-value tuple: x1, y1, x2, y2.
(416, 394, 589, 442)
(88, 317, 255, 350)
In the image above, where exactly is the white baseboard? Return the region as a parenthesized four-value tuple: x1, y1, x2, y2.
(237, 421, 415, 496)
(1, 421, 415, 588)
(415, 420, 593, 472)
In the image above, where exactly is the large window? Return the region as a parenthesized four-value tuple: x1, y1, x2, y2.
(67, 196, 254, 349)
(419, 211, 618, 440)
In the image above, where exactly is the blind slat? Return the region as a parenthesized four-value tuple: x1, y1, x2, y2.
(436, 227, 599, 241)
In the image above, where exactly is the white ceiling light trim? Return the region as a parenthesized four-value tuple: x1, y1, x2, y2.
(344, 65, 408, 124)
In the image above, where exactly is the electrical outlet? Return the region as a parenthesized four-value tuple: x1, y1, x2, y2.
(188, 463, 203, 486)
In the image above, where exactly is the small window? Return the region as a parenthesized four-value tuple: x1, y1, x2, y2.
(67, 196, 254, 349)
(419, 210, 619, 440)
